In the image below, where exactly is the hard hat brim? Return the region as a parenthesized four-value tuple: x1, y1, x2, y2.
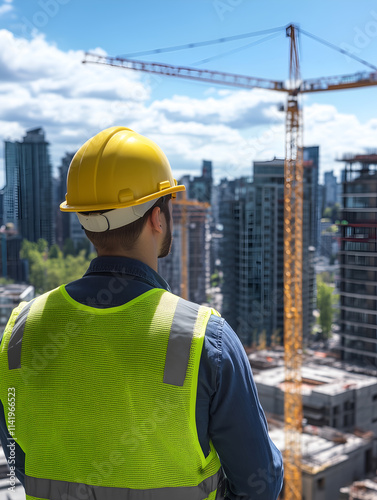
(60, 184, 185, 213)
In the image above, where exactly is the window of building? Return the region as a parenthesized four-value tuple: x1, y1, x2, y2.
(317, 478, 325, 490)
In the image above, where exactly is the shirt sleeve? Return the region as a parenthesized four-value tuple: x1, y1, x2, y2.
(204, 315, 283, 500)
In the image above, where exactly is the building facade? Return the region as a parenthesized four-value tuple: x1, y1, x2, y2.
(338, 154, 377, 368)
(217, 177, 253, 342)
(0, 224, 25, 282)
(219, 149, 318, 346)
(324, 170, 341, 207)
(3, 128, 54, 245)
(56, 151, 88, 250)
(158, 195, 210, 304)
(0, 283, 34, 329)
(158, 161, 213, 304)
(254, 363, 377, 453)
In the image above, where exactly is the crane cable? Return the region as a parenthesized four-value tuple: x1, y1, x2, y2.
(117, 25, 286, 58)
(299, 28, 377, 71)
(191, 32, 282, 67)
(119, 24, 377, 72)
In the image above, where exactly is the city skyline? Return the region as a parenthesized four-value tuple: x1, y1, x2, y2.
(0, 1, 376, 187)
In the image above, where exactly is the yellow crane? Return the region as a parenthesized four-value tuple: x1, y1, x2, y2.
(83, 26, 377, 499)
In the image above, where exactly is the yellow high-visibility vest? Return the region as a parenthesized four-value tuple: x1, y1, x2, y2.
(0, 285, 222, 500)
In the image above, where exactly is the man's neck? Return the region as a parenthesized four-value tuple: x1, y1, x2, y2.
(97, 248, 158, 272)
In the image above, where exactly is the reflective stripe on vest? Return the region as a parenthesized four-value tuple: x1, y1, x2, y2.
(163, 297, 200, 386)
(8, 299, 35, 370)
(25, 470, 223, 500)
(8, 296, 201, 387)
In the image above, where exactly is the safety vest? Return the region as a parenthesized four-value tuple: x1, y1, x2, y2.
(0, 285, 223, 500)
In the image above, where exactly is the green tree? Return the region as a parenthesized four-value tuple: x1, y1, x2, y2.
(20, 239, 95, 294)
(63, 250, 94, 284)
(322, 203, 341, 223)
(0, 277, 14, 285)
(331, 203, 341, 223)
(37, 238, 48, 254)
(63, 238, 75, 257)
(48, 244, 62, 259)
(317, 277, 337, 339)
(20, 240, 48, 293)
(320, 271, 334, 284)
(322, 207, 332, 219)
(210, 272, 221, 287)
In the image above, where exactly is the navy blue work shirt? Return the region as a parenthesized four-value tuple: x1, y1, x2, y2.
(0, 256, 283, 499)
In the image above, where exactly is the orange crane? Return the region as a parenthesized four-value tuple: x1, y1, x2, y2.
(83, 26, 377, 499)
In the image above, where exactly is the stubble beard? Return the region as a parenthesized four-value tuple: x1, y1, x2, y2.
(158, 223, 173, 259)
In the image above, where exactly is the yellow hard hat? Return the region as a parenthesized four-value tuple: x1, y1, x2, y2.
(60, 126, 185, 213)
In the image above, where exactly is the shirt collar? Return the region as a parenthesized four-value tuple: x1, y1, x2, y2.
(84, 256, 171, 292)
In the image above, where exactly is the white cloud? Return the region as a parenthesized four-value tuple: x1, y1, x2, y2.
(0, 29, 375, 188)
(303, 103, 377, 180)
(0, 0, 13, 16)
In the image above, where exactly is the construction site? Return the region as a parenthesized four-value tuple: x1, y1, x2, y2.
(1, 7, 377, 500)
(247, 347, 377, 499)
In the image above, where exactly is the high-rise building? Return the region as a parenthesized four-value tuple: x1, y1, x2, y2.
(3, 128, 54, 245)
(158, 196, 210, 304)
(319, 218, 340, 260)
(56, 152, 87, 250)
(324, 170, 341, 207)
(218, 177, 254, 341)
(338, 154, 377, 368)
(304, 147, 320, 251)
(182, 160, 213, 204)
(219, 149, 318, 346)
(0, 224, 25, 282)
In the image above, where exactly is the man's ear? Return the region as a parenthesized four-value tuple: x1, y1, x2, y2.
(149, 206, 164, 233)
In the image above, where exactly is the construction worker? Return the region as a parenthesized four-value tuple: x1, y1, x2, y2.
(0, 127, 283, 499)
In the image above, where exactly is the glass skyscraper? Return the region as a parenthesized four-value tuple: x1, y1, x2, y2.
(4, 128, 54, 245)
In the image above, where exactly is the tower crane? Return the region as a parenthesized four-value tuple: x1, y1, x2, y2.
(83, 26, 377, 499)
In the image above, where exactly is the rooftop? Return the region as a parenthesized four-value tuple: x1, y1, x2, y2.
(268, 423, 373, 475)
(0, 284, 34, 302)
(253, 361, 377, 396)
(341, 478, 377, 500)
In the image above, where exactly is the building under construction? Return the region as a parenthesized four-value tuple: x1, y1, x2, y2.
(269, 423, 373, 500)
(158, 193, 211, 304)
(252, 357, 377, 457)
(340, 478, 377, 499)
(338, 154, 377, 369)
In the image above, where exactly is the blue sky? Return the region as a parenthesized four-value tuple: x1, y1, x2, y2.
(0, 0, 377, 185)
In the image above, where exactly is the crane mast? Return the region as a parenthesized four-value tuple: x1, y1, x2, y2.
(283, 24, 303, 500)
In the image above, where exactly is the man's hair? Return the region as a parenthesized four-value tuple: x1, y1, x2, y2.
(84, 195, 171, 253)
